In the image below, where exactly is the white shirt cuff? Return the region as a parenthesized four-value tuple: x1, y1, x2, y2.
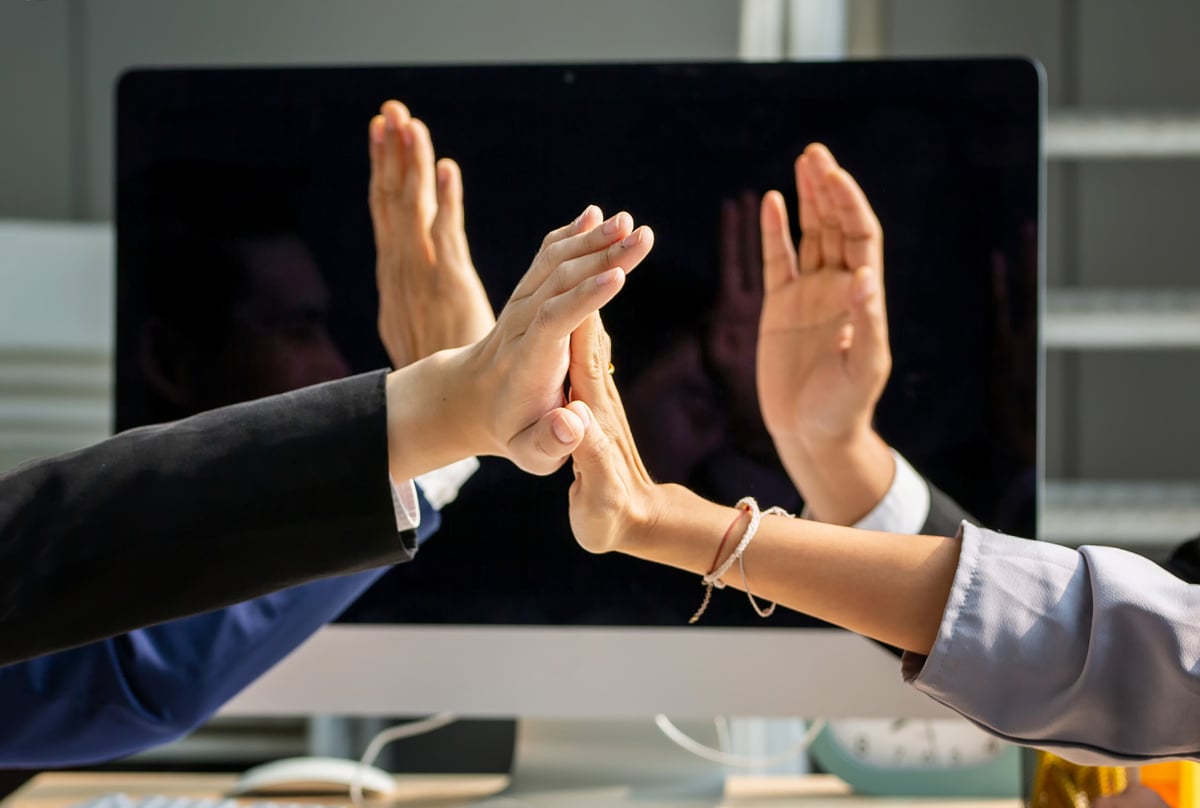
(852, 448, 931, 534)
(389, 477, 421, 532)
(387, 456, 481, 533)
(415, 456, 480, 510)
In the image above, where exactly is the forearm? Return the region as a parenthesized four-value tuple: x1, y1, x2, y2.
(384, 346, 493, 483)
(0, 371, 410, 666)
(624, 484, 960, 654)
(774, 428, 895, 526)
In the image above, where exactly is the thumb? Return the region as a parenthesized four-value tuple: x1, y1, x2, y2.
(846, 266, 891, 382)
(567, 400, 610, 476)
(508, 404, 591, 476)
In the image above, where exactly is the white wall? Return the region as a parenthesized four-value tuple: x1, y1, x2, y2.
(0, 221, 113, 469)
(3, 0, 742, 222)
(0, 1, 75, 219)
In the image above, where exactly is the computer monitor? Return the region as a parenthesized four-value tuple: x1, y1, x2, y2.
(114, 59, 1042, 722)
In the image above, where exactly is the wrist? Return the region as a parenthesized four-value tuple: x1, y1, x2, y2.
(618, 482, 677, 555)
(384, 346, 494, 482)
(776, 426, 896, 526)
(620, 484, 739, 577)
(786, 421, 880, 466)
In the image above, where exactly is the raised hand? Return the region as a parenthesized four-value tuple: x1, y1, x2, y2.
(369, 100, 495, 369)
(566, 311, 660, 554)
(706, 191, 771, 453)
(469, 207, 654, 475)
(385, 206, 655, 482)
(756, 144, 893, 524)
(757, 143, 889, 444)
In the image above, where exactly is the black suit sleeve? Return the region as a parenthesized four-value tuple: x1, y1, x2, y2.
(920, 479, 976, 537)
(0, 370, 415, 666)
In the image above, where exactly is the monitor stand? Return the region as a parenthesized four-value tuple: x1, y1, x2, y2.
(312, 716, 814, 803)
(310, 715, 516, 776)
(505, 718, 810, 803)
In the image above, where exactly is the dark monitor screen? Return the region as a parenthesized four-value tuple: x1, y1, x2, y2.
(116, 60, 1041, 630)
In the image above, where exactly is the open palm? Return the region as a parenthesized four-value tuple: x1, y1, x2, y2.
(369, 100, 495, 370)
(757, 144, 889, 447)
(476, 207, 654, 475)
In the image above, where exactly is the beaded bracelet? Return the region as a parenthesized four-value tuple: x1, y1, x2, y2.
(690, 497, 788, 623)
(688, 504, 750, 624)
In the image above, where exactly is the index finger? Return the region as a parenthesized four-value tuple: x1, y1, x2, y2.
(399, 117, 439, 235)
(826, 166, 883, 279)
(795, 152, 822, 273)
(511, 210, 634, 302)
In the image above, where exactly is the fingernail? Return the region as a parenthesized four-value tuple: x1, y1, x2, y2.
(370, 117, 386, 145)
(401, 125, 414, 148)
(595, 268, 624, 286)
(620, 227, 643, 248)
(601, 212, 630, 236)
(384, 112, 397, 132)
(552, 414, 577, 444)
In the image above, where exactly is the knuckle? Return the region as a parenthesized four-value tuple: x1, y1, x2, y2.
(533, 298, 558, 332)
(544, 238, 566, 267)
(373, 178, 399, 198)
(602, 241, 622, 268)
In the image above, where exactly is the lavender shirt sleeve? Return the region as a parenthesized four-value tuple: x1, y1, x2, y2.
(903, 523, 1200, 765)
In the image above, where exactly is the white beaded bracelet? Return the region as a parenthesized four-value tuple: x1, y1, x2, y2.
(691, 497, 787, 622)
(702, 496, 765, 589)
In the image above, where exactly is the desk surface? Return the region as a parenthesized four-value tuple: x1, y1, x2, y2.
(2, 772, 1025, 808)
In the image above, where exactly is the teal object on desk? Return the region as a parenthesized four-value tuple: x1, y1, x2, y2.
(809, 719, 1022, 797)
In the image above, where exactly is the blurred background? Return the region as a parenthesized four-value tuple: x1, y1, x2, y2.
(2, 0, 1198, 768)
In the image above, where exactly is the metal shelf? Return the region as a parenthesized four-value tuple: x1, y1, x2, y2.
(1047, 111, 1200, 159)
(1041, 113, 1200, 561)
(1041, 479, 1200, 555)
(1044, 288, 1200, 350)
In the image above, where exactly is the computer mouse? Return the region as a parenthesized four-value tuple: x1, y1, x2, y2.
(230, 756, 398, 798)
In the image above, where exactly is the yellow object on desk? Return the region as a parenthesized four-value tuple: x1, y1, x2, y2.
(1141, 761, 1200, 808)
(1030, 752, 1127, 808)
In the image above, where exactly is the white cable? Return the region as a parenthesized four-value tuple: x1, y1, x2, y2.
(654, 714, 827, 769)
(715, 715, 733, 757)
(350, 712, 458, 806)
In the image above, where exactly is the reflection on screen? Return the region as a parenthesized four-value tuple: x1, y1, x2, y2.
(116, 60, 1041, 629)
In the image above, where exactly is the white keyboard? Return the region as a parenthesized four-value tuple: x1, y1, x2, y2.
(71, 795, 346, 808)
